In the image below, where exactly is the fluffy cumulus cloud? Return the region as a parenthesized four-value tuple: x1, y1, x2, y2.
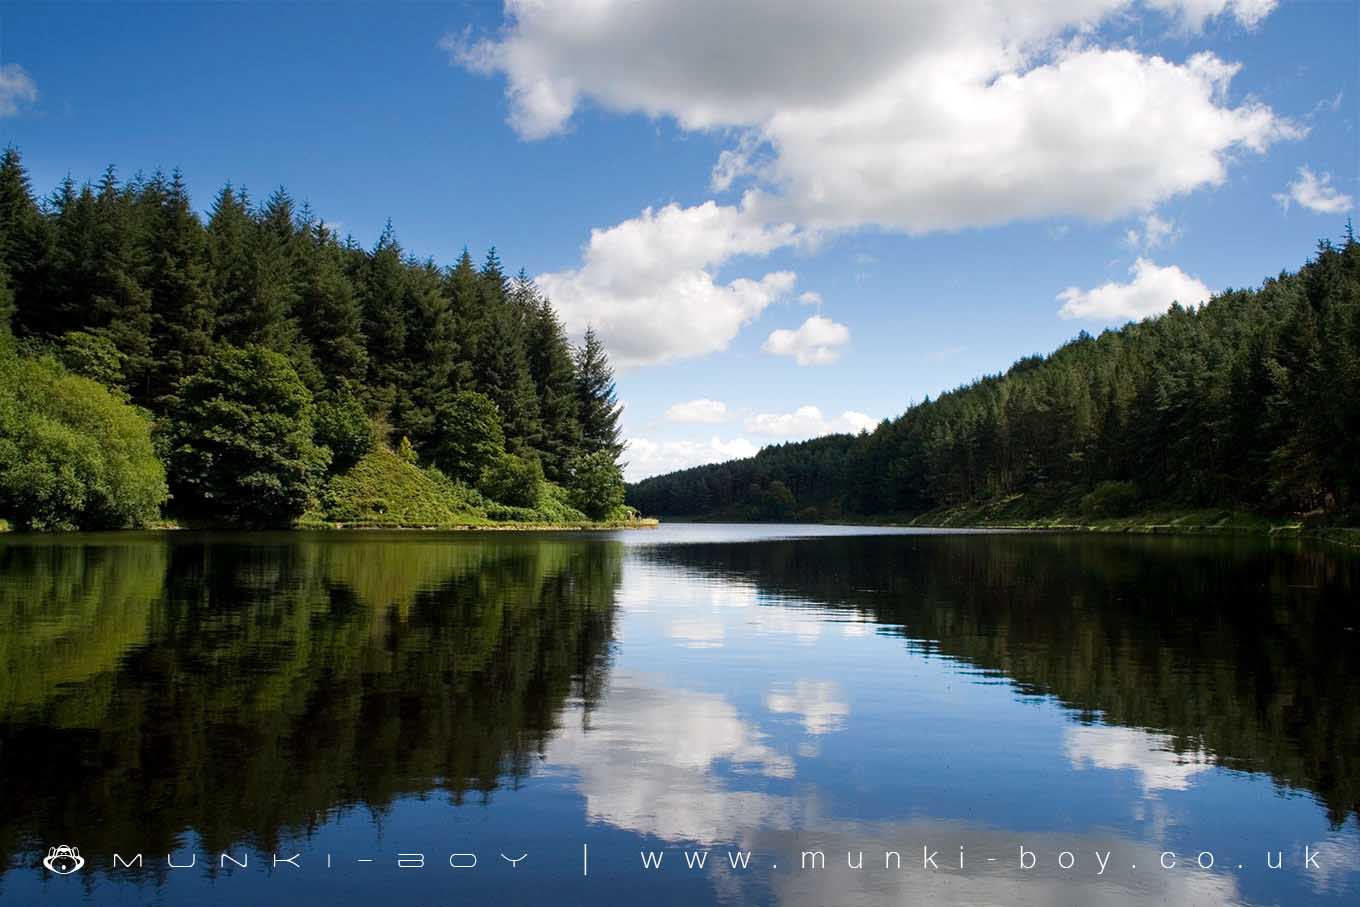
(744, 405, 877, 439)
(762, 315, 851, 365)
(456, 1, 1295, 234)
(1274, 166, 1355, 215)
(624, 435, 759, 481)
(0, 64, 38, 117)
(664, 398, 729, 424)
(533, 200, 799, 367)
(453, 1, 1292, 365)
(1057, 257, 1211, 321)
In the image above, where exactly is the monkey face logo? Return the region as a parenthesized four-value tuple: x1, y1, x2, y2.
(43, 845, 84, 875)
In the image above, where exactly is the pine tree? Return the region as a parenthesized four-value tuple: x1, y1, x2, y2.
(444, 247, 483, 371)
(574, 327, 623, 461)
(0, 147, 39, 268)
(360, 220, 409, 420)
(297, 220, 368, 390)
(92, 167, 154, 390)
(0, 146, 51, 337)
(141, 170, 217, 401)
(212, 185, 301, 355)
(521, 279, 580, 481)
(398, 259, 460, 446)
(476, 303, 542, 454)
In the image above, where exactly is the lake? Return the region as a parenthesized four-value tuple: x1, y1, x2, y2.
(1, 525, 1357, 905)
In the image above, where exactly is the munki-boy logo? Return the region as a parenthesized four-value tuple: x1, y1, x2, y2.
(43, 845, 85, 875)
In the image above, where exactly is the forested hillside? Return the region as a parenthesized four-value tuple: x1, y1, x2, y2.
(0, 147, 628, 530)
(629, 233, 1360, 525)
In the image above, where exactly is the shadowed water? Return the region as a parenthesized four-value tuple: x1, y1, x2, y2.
(0, 526, 1356, 905)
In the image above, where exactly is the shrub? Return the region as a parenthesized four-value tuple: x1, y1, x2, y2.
(314, 392, 374, 471)
(565, 450, 625, 520)
(479, 452, 544, 508)
(431, 391, 504, 484)
(0, 351, 166, 530)
(163, 344, 328, 526)
(1080, 480, 1143, 518)
(59, 330, 126, 391)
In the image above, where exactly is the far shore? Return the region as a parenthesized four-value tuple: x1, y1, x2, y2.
(651, 509, 1360, 547)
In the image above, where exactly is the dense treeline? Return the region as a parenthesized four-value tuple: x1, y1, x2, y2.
(0, 147, 626, 528)
(630, 234, 1360, 523)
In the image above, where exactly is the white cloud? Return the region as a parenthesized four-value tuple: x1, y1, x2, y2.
(1065, 724, 1211, 793)
(1057, 257, 1211, 321)
(1274, 166, 1355, 215)
(0, 64, 38, 118)
(458, 1, 1296, 368)
(457, 1, 1297, 234)
(544, 674, 795, 843)
(762, 315, 850, 365)
(664, 398, 728, 424)
(1146, 0, 1277, 30)
(744, 405, 876, 439)
(1124, 212, 1180, 251)
(624, 435, 759, 481)
(533, 199, 799, 367)
(796, 290, 823, 306)
(766, 680, 850, 735)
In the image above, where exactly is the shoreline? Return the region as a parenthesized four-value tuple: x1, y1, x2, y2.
(0, 516, 660, 535)
(651, 510, 1360, 547)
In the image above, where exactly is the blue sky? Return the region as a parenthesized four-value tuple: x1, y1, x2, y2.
(1, 1, 1355, 479)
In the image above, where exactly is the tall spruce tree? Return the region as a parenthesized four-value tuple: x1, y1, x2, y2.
(92, 167, 154, 390)
(517, 274, 580, 481)
(398, 259, 460, 446)
(0, 147, 52, 338)
(141, 170, 216, 401)
(574, 327, 623, 461)
(359, 221, 409, 421)
(297, 220, 368, 390)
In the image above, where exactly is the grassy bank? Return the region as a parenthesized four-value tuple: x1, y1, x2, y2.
(298, 445, 653, 531)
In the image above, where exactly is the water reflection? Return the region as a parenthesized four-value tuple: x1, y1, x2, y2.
(0, 533, 621, 869)
(0, 527, 1355, 906)
(641, 532, 1360, 827)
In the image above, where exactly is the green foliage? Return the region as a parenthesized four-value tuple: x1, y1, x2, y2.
(317, 445, 488, 527)
(397, 435, 418, 464)
(59, 329, 125, 390)
(0, 147, 631, 527)
(479, 451, 544, 509)
(432, 390, 505, 484)
(631, 234, 1360, 525)
(1080, 480, 1142, 518)
(566, 450, 626, 520)
(574, 327, 623, 459)
(0, 350, 166, 529)
(313, 392, 374, 471)
(164, 344, 327, 526)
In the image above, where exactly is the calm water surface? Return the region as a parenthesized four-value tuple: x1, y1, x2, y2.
(0, 524, 1357, 905)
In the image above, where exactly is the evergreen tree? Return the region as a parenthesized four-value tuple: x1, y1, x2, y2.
(520, 276, 580, 481)
(574, 327, 623, 460)
(475, 303, 542, 453)
(297, 220, 368, 390)
(359, 220, 408, 420)
(444, 247, 483, 373)
(141, 170, 216, 401)
(0, 146, 47, 331)
(91, 167, 154, 390)
(398, 259, 459, 447)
